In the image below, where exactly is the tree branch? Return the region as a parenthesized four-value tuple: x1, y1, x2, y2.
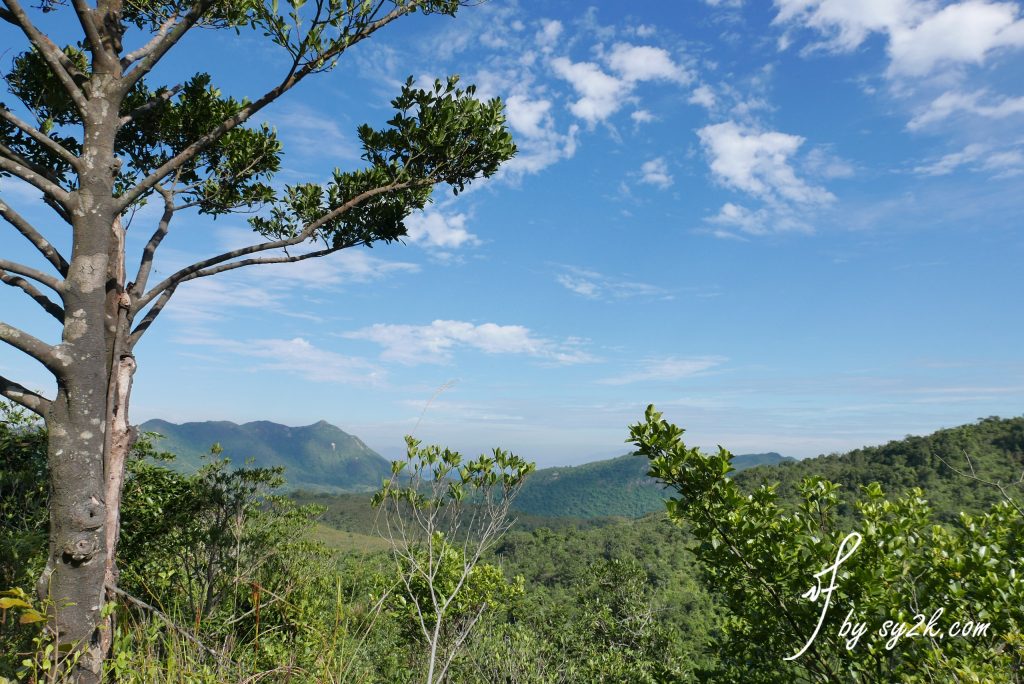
(117, 0, 425, 211)
(69, 0, 109, 67)
(1, 0, 88, 112)
(130, 188, 175, 296)
(0, 373, 51, 416)
(177, 242, 347, 281)
(0, 198, 70, 275)
(119, 84, 182, 126)
(0, 320, 60, 372)
(127, 284, 172, 348)
(0, 147, 73, 203)
(0, 107, 80, 169)
(0, 258, 64, 293)
(120, 12, 179, 67)
(120, 0, 216, 91)
(0, 269, 65, 321)
(134, 178, 424, 311)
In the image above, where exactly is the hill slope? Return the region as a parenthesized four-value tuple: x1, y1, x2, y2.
(733, 416, 1024, 521)
(512, 451, 791, 518)
(139, 418, 391, 492)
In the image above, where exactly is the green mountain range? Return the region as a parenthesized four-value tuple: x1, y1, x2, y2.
(512, 451, 792, 518)
(139, 418, 391, 492)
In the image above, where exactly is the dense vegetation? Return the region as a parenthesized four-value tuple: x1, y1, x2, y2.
(733, 416, 1024, 523)
(3, 401, 1023, 681)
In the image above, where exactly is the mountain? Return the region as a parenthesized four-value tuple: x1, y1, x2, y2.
(512, 451, 792, 519)
(139, 418, 391, 492)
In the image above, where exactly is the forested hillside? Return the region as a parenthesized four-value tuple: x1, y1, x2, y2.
(140, 418, 391, 492)
(734, 416, 1024, 521)
(509, 451, 790, 518)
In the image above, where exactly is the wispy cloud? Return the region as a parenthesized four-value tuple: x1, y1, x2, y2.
(909, 89, 1024, 130)
(913, 142, 1024, 177)
(343, 319, 597, 365)
(179, 334, 385, 385)
(554, 265, 671, 301)
(270, 102, 360, 162)
(597, 355, 727, 385)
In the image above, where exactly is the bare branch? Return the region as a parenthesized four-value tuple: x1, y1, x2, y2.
(135, 178, 426, 311)
(0, 146, 73, 203)
(0, 258, 64, 293)
(936, 452, 1023, 517)
(117, 0, 425, 211)
(0, 198, 70, 275)
(0, 373, 51, 416)
(1, 0, 88, 111)
(105, 585, 228, 663)
(0, 107, 80, 169)
(69, 0, 109, 66)
(0, 320, 59, 372)
(0, 269, 65, 321)
(127, 284, 174, 349)
(130, 188, 175, 295)
(120, 12, 180, 67)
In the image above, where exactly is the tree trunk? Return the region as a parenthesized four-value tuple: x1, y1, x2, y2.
(41, 364, 112, 682)
(38, 79, 128, 681)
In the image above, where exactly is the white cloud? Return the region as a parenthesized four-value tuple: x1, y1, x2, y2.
(708, 202, 772, 236)
(913, 143, 986, 175)
(887, 1, 1024, 77)
(536, 19, 563, 50)
(689, 84, 717, 109)
(913, 142, 1024, 175)
(405, 211, 479, 249)
(184, 335, 384, 385)
(640, 157, 674, 188)
(606, 43, 692, 84)
(167, 278, 285, 323)
(555, 266, 670, 301)
(774, 0, 1024, 79)
(908, 88, 1024, 129)
(698, 121, 835, 204)
(212, 227, 420, 285)
(803, 146, 856, 178)
(271, 103, 359, 161)
(598, 356, 727, 385)
(551, 43, 690, 126)
(505, 94, 553, 138)
(470, 66, 578, 177)
(550, 57, 629, 125)
(344, 320, 596, 365)
(631, 109, 656, 124)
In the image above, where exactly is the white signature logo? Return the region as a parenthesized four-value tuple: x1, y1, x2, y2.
(785, 531, 862, 661)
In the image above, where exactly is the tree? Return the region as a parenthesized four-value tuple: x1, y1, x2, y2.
(629, 405, 1024, 682)
(372, 436, 534, 683)
(0, 0, 516, 678)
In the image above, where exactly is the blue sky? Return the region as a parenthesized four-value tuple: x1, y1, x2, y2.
(2, 0, 1023, 465)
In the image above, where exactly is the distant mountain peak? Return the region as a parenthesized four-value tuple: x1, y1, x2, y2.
(138, 417, 390, 493)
